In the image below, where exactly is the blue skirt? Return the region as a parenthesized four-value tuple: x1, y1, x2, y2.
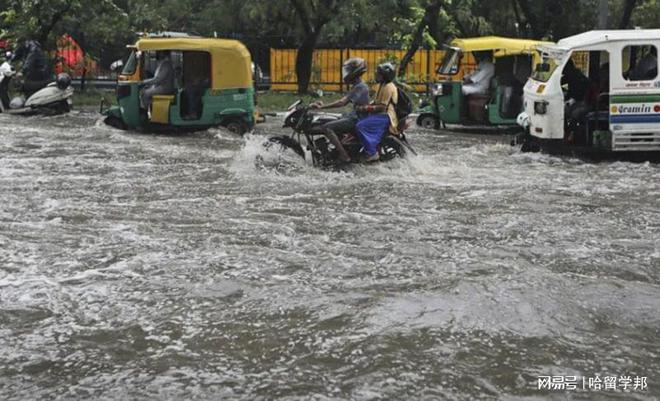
(356, 114, 390, 156)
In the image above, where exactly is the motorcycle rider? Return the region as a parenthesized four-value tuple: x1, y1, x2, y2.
(10, 39, 50, 96)
(310, 57, 369, 163)
(355, 62, 398, 162)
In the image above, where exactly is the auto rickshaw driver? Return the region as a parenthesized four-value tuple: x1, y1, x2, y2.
(462, 50, 495, 96)
(139, 50, 175, 111)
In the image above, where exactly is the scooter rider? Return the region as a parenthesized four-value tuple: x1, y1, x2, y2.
(0, 51, 13, 108)
(10, 39, 50, 96)
(310, 57, 369, 163)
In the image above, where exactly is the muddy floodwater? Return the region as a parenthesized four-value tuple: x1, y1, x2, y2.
(0, 111, 658, 401)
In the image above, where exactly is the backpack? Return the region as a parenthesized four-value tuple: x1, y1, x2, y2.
(392, 82, 413, 121)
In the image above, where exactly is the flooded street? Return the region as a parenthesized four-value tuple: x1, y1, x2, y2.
(0, 111, 658, 400)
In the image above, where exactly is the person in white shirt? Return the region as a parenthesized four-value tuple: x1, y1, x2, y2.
(461, 51, 495, 96)
(140, 51, 175, 110)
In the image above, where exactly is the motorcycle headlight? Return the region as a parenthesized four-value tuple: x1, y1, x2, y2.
(534, 101, 548, 115)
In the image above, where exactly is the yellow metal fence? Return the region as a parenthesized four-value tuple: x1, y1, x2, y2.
(270, 48, 477, 93)
(270, 48, 591, 93)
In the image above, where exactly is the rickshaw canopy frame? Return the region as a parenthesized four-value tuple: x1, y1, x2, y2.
(449, 36, 553, 58)
(134, 37, 253, 90)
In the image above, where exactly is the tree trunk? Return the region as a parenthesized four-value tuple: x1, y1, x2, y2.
(514, 0, 542, 38)
(597, 0, 609, 29)
(426, 3, 441, 44)
(295, 31, 321, 94)
(511, 0, 524, 37)
(289, 0, 337, 94)
(619, 0, 637, 29)
(399, 2, 441, 78)
(37, 4, 73, 50)
(76, 32, 87, 92)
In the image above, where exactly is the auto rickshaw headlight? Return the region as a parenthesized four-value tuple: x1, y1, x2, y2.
(534, 101, 548, 115)
(432, 84, 443, 96)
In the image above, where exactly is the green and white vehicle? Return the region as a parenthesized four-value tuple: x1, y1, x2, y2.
(517, 30, 660, 162)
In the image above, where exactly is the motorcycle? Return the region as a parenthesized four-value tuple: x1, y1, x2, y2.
(0, 60, 74, 116)
(266, 100, 416, 168)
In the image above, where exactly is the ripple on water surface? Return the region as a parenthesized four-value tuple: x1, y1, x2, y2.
(0, 112, 658, 400)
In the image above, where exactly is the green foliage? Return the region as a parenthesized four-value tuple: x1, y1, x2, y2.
(0, 0, 658, 72)
(631, 0, 660, 27)
(379, 53, 400, 64)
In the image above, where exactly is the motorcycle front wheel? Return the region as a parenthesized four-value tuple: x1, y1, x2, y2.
(265, 135, 306, 159)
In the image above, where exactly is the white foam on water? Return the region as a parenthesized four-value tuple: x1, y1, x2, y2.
(1, 112, 659, 400)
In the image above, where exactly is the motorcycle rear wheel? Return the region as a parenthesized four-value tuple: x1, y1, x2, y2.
(380, 136, 407, 161)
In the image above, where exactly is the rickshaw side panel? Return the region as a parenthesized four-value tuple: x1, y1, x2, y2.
(609, 93, 660, 151)
(167, 87, 255, 128)
(435, 81, 462, 124)
(487, 85, 518, 125)
(117, 82, 141, 128)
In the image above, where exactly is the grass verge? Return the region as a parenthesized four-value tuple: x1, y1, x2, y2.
(72, 89, 353, 113)
(256, 91, 345, 113)
(73, 88, 116, 110)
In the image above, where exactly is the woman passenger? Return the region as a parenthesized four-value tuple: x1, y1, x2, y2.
(355, 62, 399, 162)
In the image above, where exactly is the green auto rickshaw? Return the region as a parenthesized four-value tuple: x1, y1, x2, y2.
(103, 35, 256, 134)
(417, 36, 551, 130)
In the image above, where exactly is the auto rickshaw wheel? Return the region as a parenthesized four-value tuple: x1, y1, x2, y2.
(223, 119, 247, 135)
(103, 115, 127, 130)
(418, 114, 439, 130)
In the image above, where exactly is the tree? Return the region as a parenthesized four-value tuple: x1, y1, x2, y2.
(630, 0, 660, 28)
(398, 1, 443, 78)
(619, 0, 638, 28)
(289, 0, 344, 94)
(0, 0, 657, 91)
(1, 0, 78, 50)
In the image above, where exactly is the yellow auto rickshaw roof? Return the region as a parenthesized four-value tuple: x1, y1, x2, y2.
(135, 37, 252, 90)
(449, 36, 553, 57)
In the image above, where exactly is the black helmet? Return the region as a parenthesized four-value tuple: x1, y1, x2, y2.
(341, 57, 367, 83)
(56, 73, 72, 90)
(376, 62, 396, 83)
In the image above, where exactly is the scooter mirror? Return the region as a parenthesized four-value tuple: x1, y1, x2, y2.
(110, 60, 124, 72)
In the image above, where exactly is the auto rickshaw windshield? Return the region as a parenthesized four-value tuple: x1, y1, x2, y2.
(121, 50, 139, 75)
(531, 55, 559, 82)
(438, 48, 461, 75)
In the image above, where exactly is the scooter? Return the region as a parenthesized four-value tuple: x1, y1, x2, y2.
(0, 60, 74, 115)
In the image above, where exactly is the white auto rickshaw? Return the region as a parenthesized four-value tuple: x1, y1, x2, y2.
(517, 30, 660, 162)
